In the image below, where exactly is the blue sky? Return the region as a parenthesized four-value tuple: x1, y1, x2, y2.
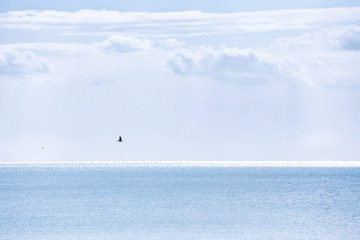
(1, 0, 360, 12)
(1, 1, 360, 162)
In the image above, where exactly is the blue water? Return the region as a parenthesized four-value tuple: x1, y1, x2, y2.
(0, 166, 360, 240)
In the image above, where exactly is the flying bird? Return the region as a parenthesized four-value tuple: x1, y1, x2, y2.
(117, 136, 123, 142)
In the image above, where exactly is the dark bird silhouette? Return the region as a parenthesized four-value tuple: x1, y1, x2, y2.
(117, 136, 123, 142)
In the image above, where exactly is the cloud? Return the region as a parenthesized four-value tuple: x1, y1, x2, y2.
(1, 8, 360, 36)
(94, 35, 184, 52)
(269, 26, 360, 86)
(272, 26, 360, 51)
(339, 27, 360, 50)
(167, 47, 279, 82)
(167, 34, 360, 86)
(0, 23, 74, 31)
(0, 49, 50, 76)
(153, 38, 185, 49)
(94, 35, 153, 52)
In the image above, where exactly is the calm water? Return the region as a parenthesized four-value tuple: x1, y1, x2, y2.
(0, 166, 360, 240)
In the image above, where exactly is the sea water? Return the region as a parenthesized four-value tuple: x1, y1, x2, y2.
(0, 166, 359, 240)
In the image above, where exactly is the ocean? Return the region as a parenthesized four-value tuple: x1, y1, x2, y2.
(0, 165, 360, 240)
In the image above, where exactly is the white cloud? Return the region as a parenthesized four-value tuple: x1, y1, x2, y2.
(154, 38, 185, 49)
(94, 35, 184, 52)
(0, 23, 74, 31)
(0, 43, 97, 55)
(1, 8, 360, 36)
(272, 26, 360, 51)
(0, 49, 50, 77)
(94, 35, 154, 52)
(167, 47, 279, 82)
(270, 26, 360, 86)
(339, 27, 360, 50)
(165, 28, 360, 86)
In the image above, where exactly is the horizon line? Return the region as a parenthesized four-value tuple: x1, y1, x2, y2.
(1, 161, 360, 167)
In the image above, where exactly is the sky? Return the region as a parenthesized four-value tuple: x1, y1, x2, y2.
(0, 1, 360, 162)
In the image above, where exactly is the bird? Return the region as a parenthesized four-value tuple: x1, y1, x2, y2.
(117, 136, 123, 142)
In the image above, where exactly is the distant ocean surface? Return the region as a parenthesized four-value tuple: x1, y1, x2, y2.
(1, 165, 360, 240)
